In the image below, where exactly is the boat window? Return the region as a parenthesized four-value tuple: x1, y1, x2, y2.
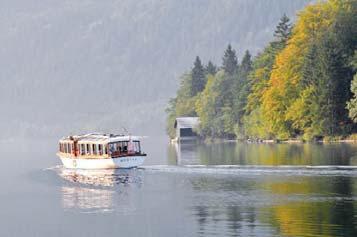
(69, 143, 72, 154)
(134, 141, 141, 153)
(109, 143, 114, 154)
(128, 141, 133, 153)
(64, 143, 68, 153)
(92, 144, 97, 155)
(117, 142, 122, 152)
(98, 144, 103, 155)
(104, 145, 107, 155)
(80, 144, 85, 155)
(86, 144, 91, 154)
(123, 141, 128, 153)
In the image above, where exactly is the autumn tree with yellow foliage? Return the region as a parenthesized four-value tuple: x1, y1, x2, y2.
(259, 0, 357, 140)
(167, 0, 357, 141)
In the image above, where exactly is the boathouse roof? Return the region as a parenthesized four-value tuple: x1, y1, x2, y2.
(174, 117, 199, 129)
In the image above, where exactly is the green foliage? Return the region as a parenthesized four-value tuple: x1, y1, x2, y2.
(244, 40, 286, 139)
(245, 44, 278, 114)
(313, 32, 350, 135)
(243, 107, 271, 139)
(191, 56, 206, 96)
(222, 44, 238, 76)
(196, 72, 235, 138)
(274, 14, 292, 44)
(195, 73, 221, 137)
(232, 50, 252, 138)
(165, 73, 198, 139)
(194, 47, 253, 139)
(165, 98, 178, 138)
(260, 0, 356, 139)
(347, 52, 357, 122)
(166, 0, 357, 141)
(205, 61, 218, 76)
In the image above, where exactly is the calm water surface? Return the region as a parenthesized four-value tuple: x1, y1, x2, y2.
(1, 139, 357, 237)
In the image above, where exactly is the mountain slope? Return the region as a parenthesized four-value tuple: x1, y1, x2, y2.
(0, 0, 313, 138)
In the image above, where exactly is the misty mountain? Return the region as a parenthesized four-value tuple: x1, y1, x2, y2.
(0, 0, 312, 139)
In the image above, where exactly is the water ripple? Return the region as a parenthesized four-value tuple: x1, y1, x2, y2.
(142, 165, 357, 177)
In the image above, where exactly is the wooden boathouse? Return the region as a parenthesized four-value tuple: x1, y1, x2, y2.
(174, 117, 199, 141)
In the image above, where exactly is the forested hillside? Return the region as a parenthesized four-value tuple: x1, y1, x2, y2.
(0, 0, 312, 139)
(167, 0, 357, 141)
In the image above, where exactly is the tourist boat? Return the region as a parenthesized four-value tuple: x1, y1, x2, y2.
(57, 133, 147, 169)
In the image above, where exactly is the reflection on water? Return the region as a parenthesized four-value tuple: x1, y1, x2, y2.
(54, 167, 143, 213)
(170, 141, 200, 165)
(34, 141, 357, 236)
(58, 168, 143, 187)
(62, 186, 115, 213)
(166, 142, 357, 236)
(260, 176, 357, 237)
(188, 175, 357, 237)
(169, 141, 357, 166)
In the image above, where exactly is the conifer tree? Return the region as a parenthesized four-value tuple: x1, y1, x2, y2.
(205, 61, 217, 75)
(300, 44, 319, 88)
(233, 50, 253, 137)
(222, 44, 238, 76)
(274, 14, 292, 43)
(191, 56, 206, 96)
(240, 50, 252, 75)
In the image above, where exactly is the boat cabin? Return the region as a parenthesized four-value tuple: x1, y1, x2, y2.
(58, 133, 144, 159)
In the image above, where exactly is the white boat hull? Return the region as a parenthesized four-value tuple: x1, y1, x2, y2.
(59, 156, 146, 169)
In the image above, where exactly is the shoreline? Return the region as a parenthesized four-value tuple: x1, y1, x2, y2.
(170, 138, 357, 144)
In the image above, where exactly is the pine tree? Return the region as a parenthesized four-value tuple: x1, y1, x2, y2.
(244, 44, 279, 139)
(298, 32, 352, 136)
(233, 50, 253, 137)
(274, 14, 292, 43)
(205, 61, 217, 75)
(222, 44, 238, 76)
(300, 43, 319, 89)
(191, 56, 206, 96)
(319, 30, 354, 135)
(240, 50, 252, 75)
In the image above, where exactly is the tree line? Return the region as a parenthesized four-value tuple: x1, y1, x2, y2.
(166, 0, 357, 141)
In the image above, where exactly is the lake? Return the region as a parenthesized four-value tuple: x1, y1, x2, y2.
(1, 138, 357, 236)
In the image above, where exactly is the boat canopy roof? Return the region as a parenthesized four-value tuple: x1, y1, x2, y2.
(59, 133, 142, 144)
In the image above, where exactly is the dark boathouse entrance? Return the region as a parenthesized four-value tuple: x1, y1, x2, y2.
(174, 117, 199, 142)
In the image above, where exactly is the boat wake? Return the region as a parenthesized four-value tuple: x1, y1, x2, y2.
(45, 164, 357, 187)
(142, 165, 357, 177)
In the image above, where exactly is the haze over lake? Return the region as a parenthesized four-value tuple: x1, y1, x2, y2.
(0, 0, 312, 138)
(3, 1, 357, 237)
(2, 140, 357, 236)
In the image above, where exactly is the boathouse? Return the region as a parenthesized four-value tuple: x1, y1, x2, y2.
(174, 117, 199, 141)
